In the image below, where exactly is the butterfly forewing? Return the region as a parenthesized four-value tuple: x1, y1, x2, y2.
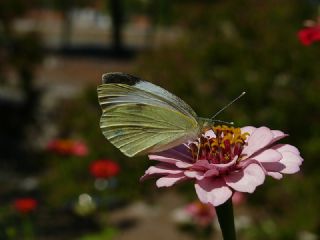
(102, 73, 197, 118)
(98, 84, 176, 112)
(98, 73, 201, 157)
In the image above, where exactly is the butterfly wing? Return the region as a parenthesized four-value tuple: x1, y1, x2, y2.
(98, 73, 200, 157)
(101, 72, 198, 118)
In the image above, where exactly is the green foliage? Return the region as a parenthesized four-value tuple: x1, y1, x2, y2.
(79, 227, 118, 240)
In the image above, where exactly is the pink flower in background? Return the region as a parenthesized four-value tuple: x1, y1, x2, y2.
(14, 198, 38, 214)
(232, 192, 246, 206)
(141, 126, 303, 206)
(47, 139, 88, 156)
(185, 201, 216, 226)
(90, 159, 120, 179)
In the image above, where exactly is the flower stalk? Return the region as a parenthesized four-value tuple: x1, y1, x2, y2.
(215, 198, 236, 240)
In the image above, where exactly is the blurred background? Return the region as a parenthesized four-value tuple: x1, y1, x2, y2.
(0, 0, 319, 239)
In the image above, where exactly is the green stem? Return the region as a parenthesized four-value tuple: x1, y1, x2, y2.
(215, 198, 236, 240)
(22, 215, 34, 240)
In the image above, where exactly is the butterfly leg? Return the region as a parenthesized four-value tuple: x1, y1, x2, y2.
(196, 137, 202, 161)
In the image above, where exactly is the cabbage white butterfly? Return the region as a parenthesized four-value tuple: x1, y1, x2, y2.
(97, 72, 244, 157)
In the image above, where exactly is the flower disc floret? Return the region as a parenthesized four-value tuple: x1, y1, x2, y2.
(189, 125, 249, 165)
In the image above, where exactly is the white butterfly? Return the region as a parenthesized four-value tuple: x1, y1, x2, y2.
(97, 72, 242, 157)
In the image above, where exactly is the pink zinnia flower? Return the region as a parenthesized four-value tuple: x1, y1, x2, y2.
(47, 139, 88, 156)
(90, 159, 120, 179)
(14, 198, 38, 214)
(141, 126, 303, 206)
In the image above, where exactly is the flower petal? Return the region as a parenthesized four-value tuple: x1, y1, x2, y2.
(145, 163, 182, 175)
(272, 144, 300, 155)
(156, 173, 188, 187)
(242, 127, 274, 158)
(191, 158, 238, 172)
(184, 170, 205, 180)
(225, 164, 265, 193)
(251, 149, 282, 163)
(140, 163, 182, 182)
(211, 156, 238, 169)
(192, 160, 213, 170)
(176, 161, 193, 168)
(267, 172, 283, 179)
(261, 162, 286, 172)
(279, 151, 303, 174)
(195, 178, 232, 206)
(149, 145, 193, 164)
(241, 126, 256, 136)
(271, 130, 288, 143)
(140, 171, 162, 181)
(204, 168, 219, 177)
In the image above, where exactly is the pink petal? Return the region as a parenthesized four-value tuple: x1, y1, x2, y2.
(279, 151, 303, 174)
(204, 168, 219, 177)
(261, 162, 286, 172)
(192, 160, 213, 170)
(195, 178, 232, 206)
(148, 155, 179, 164)
(272, 144, 300, 155)
(192, 157, 238, 171)
(156, 173, 187, 187)
(251, 149, 282, 163)
(271, 130, 288, 143)
(238, 158, 263, 169)
(211, 156, 238, 169)
(149, 145, 193, 164)
(140, 163, 183, 182)
(145, 163, 182, 175)
(184, 170, 205, 180)
(241, 126, 256, 136)
(242, 127, 274, 158)
(267, 172, 283, 179)
(224, 164, 265, 193)
(176, 161, 193, 168)
(140, 172, 158, 182)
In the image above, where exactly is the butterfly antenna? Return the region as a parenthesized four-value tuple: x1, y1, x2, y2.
(214, 120, 234, 125)
(210, 92, 246, 120)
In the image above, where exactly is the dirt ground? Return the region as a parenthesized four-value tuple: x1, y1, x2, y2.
(108, 191, 195, 240)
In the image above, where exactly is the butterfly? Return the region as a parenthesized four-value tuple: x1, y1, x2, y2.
(97, 72, 243, 157)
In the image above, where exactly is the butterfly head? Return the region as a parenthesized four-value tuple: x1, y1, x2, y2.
(198, 118, 215, 132)
(198, 117, 234, 133)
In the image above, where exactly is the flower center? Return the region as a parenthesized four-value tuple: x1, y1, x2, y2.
(189, 125, 249, 164)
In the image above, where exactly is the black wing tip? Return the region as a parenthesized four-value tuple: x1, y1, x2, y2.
(102, 72, 141, 85)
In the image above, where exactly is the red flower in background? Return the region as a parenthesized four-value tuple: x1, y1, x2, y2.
(298, 18, 320, 46)
(298, 26, 320, 45)
(14, 198, 38, 214)
(90, 159, 120, 179)
(47, 139, 88, 156)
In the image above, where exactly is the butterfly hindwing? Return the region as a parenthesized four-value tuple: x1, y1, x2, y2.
(100, 104, 198, 156)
